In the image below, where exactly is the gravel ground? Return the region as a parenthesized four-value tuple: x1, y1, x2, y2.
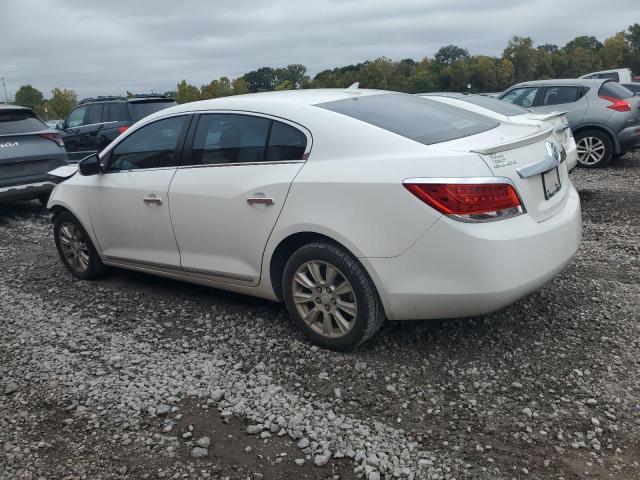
(1, 153, 639, 480)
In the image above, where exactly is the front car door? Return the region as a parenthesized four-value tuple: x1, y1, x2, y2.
(62, 105, 89, 160)
(85, 114, 190, 266)
(168, 112, 310, 285)
(531, 85, 588, 127)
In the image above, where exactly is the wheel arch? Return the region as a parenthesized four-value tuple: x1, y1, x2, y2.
(48, 200, 102, 257)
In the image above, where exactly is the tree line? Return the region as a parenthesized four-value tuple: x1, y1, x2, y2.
(10, 23, 640, 118)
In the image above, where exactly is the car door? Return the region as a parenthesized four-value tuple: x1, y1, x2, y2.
(168, 112, 310, 285)
(85, 114, 190, 266)
(499, 86, 542, 109)
(81, 103, 105, 154)
(530, 85, 588, 127)
(62, 105, 89, 160)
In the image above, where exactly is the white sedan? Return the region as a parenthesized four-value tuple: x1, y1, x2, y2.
(48, 89, 582, 350)
(419, 92, 579, 172)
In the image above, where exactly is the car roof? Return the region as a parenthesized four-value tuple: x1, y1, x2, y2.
(510, 78, 606, 87)
(0, 104, 33, 112)
(417, 92, 467, 98)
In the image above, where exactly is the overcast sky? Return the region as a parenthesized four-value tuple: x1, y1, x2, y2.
(1, 0, 639, 100)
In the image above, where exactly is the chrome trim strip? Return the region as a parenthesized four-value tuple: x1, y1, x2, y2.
(103, 256, 256, 284)
(178, 160, 304, 170)
(0, 181, 54, 193)
(470, 126, 553, 154)
(516, 155, 559, 178)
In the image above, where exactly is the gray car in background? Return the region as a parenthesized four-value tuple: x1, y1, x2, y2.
(499, 79, 640, 167)
(0, 105, 69, 204)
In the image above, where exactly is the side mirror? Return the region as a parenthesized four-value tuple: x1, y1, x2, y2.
(55, 122, 64, 130)
(78, 153, 103, 176)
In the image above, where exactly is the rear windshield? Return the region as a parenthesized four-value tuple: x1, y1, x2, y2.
(317, 94, 499, 145)
(0, 109, 48, 134)
(599, 81, 634, 99)
(129, 100, 177, 122)
(459, 95, 530, 116)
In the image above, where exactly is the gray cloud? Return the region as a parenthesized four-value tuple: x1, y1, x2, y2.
(1, 0, 638, 99)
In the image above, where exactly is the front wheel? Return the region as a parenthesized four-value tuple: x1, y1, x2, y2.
(282, 242, 385, 351)
(53, 211, 106, 280)
(575, 130, 613, 168)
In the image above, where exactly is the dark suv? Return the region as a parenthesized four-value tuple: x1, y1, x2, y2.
(58, 95, 176, 161)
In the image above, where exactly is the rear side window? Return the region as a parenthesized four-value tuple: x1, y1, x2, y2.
(107, 102, 131, 122)
(0, 109, 47, 134)
(317, 94, 498, 146)
(85, 104, 104, 124)
(108, 115, 187, 171)
(623, 83, 640, 94)
(189, 114, 271, 165)
(459, 95, 530, 115)
(500, 87, 540, 108)
(541, 86, 584, 106)
(267, 121, 307, 161)
(129, 100, 177, 122)
(599, 81, 634, 99)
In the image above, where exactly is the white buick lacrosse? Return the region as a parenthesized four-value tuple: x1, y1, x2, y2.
(49, 88, 581, 350)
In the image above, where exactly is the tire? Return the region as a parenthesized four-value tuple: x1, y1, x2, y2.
(53, 211, 105, 280)
(38, 193, 50, 207)
(575, 130, 613, 168)
(282, 242, 385, 351)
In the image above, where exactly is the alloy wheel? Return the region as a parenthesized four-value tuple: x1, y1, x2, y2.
(577, 136, 606, 166)
(291, 260, 357, 338)
(58, 221, 90, 273)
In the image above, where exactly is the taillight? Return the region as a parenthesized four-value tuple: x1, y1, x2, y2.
(38, 132, 64, 147)
(118, 126, 129, 134)
(599, 95, 631, 112)
(404, 181, 524, 222)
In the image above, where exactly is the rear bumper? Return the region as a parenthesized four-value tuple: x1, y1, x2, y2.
(363, 185, 582, 320)
(0, 180, 54, 201)
(617, 124, 640, 152)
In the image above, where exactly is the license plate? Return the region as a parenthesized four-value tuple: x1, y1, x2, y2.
(542, 167, 561, 200)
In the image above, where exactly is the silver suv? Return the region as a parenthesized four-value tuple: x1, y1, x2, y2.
(499, 79, 640, 167)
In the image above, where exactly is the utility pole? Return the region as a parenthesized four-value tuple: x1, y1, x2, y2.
(0, 77, 8, 103)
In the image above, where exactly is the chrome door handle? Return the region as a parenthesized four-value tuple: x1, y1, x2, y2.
(143, 195, 163, 206)
(247, 197, 274, 206)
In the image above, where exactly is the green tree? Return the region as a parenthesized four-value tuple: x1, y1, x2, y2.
(201, 77, 233, 99)
(14, 85, 43, 110)
(434, 45, 469, 65)
(175, 80, 201, 104)
(407, 58, 435, 93)
(624, 23, 640, 71)
(48, 88, 77, 118)
(231, 78, 249, 95)
(600, 32, 629, 69)
(243, 67, 278, 92)
(503, 36, 536, 83)
(275, 80, 294, 91)
(276, 64, 308, 88)
(470, 56, 499, 92)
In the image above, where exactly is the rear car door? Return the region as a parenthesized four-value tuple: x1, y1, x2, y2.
(85, 115, 190, 266)
(168, 112, 309, 285)
(531, 85, 588, 126)
(62, 105, 89, 160)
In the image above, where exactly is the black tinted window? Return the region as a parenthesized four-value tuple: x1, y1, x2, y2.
(267, 121, 307, 161)
(86, 104, 104, 124)
(107, 102, 130, 122)
(189, 114, 271, 165)
(318, 94, 498, 146)
(541, 86, 583, 106)
(599, 81, 634, 99)
(500, 87, 540, 108)
(459, 95, 530, 115)
(129, 100, 177, 122)
(108, 116, 187, 171)
(0, 109, 47, 134)
(623, 83, 640, 94)
(66, 106, 88, 128)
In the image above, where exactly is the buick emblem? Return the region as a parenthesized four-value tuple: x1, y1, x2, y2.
(545, 141, 565, 163)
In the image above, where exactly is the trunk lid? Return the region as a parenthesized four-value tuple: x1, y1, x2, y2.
(0, 132, 67, 180)
(445, 123, 571, 222)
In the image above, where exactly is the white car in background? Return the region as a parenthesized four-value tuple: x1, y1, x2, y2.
(48, 89, 581, 350)
(419, 93, 578, 172)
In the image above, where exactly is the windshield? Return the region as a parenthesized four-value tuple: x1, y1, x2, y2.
(317, 93, 499, 145)
(0, 109, 48, 134)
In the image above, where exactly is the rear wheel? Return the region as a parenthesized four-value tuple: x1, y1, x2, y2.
(53, 211, 105, 280)
(282, 242, 385, 351)
(575, 130, 613, 168)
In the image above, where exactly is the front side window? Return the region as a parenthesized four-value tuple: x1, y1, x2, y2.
(501, 87, 540, 108)
(318, 93, 498, 145)
(189, 114, 271, 165)
(108, 115, 187, 171)
(541, 86, 583, 106)
(66, 106, 88, 128)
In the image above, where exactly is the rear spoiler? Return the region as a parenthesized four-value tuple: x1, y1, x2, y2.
(525, 111, 568, 121)
(470, 126, 554, 155)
